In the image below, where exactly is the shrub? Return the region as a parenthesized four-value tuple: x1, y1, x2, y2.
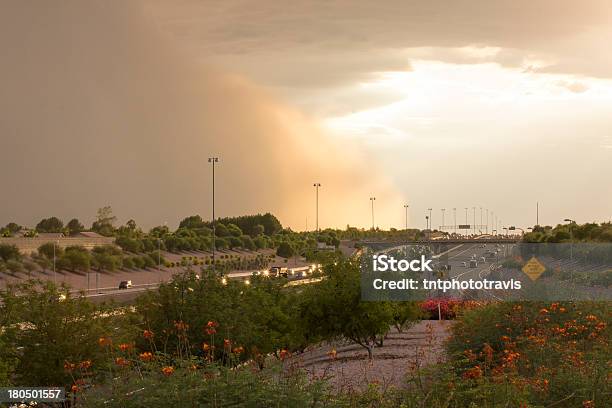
(0, 244, 21, 262)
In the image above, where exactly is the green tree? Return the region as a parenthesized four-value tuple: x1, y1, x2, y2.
(37, 242, 63, 260)
(92, 206, 116, 236)
(299, 259, 394, 359)
(57, 246, 91, 272)
(179, 215, 205, 230)
(0, 280, 135, 388)
(276, 242, 295, 258)
(0, 244, 21, 262)
(35, 217, 64, 233)
(66, 218, 84, 235)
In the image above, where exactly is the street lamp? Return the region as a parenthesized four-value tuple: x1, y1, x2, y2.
(313, 183, 321, 232)
(479, 207, 483, 234)
(403, 204, 409, 231)
(208, 157, 219, 274)
(564, 219, 575, 261)
(441, 208, 446, 232)
(472, 207, 476, 236)
(427, 208, 432, 231)
(370, 197, 376, 230)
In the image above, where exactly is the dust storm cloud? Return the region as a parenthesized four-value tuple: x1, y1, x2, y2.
(0, 1, 403, 230)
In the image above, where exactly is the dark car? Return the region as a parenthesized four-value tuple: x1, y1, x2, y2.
(118, 280, 133, 289)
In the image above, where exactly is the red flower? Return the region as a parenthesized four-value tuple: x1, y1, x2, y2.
(143, 330, 154, 339)
(139, 352, 153, 361)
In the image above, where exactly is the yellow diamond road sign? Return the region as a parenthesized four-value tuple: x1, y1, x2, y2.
(522, 257, 546, 281)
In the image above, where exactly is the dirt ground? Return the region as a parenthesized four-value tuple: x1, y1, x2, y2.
(288, 320, 453, 392)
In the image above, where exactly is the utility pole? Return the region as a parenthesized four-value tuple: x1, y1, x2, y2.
(480, 207, 483, 234)
(313, 183, 321, 232)
(536, 202, 539, 226)
(427, 208, 432, 231)
(453, 208, 457, 235)
(53, 241, 56, 285)
(486, 209, 489, 234)
(564, 219, 575, 261)
(208, 157, 219, 274)
(441, 208, 446, 231)
(404, 204, 409, 230)
(472, 207, 476, 235)
(370, 197, 376, 230)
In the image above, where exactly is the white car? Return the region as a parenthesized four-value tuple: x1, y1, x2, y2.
(480, 257, 486, 263)
(461, 261, 467, 267)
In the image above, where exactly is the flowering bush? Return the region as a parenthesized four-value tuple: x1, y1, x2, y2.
(420, 298, 484, 319)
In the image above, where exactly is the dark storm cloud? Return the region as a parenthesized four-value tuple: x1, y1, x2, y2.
(145, 0, 612, 81)
(0, 1, 402, 229)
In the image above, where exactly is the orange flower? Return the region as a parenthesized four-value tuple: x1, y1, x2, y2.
(224, 339, 232, 349)
(206, 321, 218, 328)
(279, 349, 290, 360)
(71, 384, 79, 393)
(139, 352, 153, 361)
(500, 335, 511, 342)
(539, 308, 549, 315)
(327, 348, 337, 360)
(162, 366, 174, 376)
(115, 357, 130, 367)
(143, 329, 154, 339)
(206, 327, 217, 335)
(118, 343, 132, 352)
(79, 360, 92, 370)
(583, 401, 594, 408)
(64, 361, 76, 372)
(202, 342, 210, 352)
(585, 314, 598, 322)
(189, 364, 197, 371)
(233, 346, 244, 354)
(463, 365, 483, 379)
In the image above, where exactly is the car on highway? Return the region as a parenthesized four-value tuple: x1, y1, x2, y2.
(480, 257, 486, 263)
(469, 259, 478, 268)
(118, 280, 133, 289)
(269, 266, 289, 277)
(461, 261, 467, 267)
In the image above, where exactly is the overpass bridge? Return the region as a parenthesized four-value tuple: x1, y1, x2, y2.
(359, 238, 521, 246)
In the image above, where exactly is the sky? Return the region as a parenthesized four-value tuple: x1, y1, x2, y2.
(1, 1, 611, 231)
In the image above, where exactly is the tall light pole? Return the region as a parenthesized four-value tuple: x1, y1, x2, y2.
(472, 207, 476, 236)
(427, 208, 432, 231)
(370, 197, 376, 230)
(53, 241, 56, 285)
(486, 209, 489, 234)
(313, 183, 321, 232)
(564, 219, 575, 261)
(453, 208, 457, 235)
(441, 208, 446, 232)
(208, 157, 219, 274)
(403, 204, 409, 230)
(464, 208, 468, 236)
(479, 207, 483, 234)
